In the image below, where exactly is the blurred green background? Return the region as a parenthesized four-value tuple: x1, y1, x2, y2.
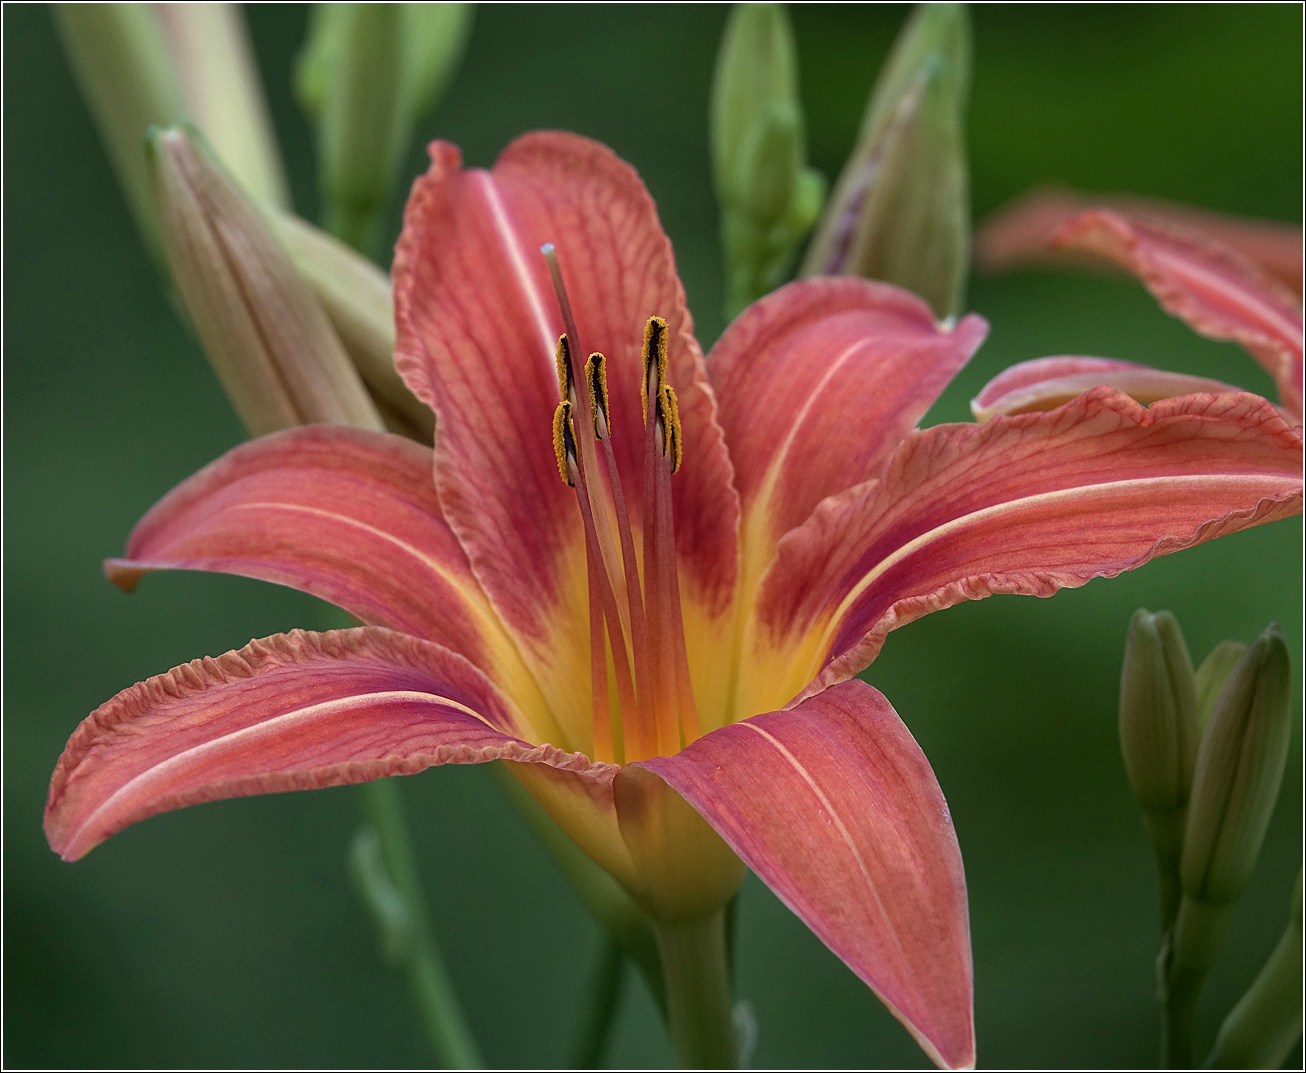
(4, 4, 1301, 1068)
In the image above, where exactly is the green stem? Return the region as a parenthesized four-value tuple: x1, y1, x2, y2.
(655, 910, 739, 1070)
(570, 934, 627, 1068)
(357, 778, 483, 1069)
(1160, 895, 1233, 1069)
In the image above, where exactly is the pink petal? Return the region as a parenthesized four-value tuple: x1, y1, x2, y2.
(975, 186, 1304, 296)
(971, 355, 1243, 421)
(1053, 210, 1304, 421)
(707, 277, 987, 579)
(635, 680, 973, 1070)
(44, 627, 609, 862)
(392, 134, 740, 657)
(102, 425, 571, 749)
(747, 389, 1302, 712)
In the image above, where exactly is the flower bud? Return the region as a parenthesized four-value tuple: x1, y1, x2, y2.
(270, 212, 434, 441)
(1194, 639, 1247, 730)
(296, 3, 472, 256)
(55, 3, 288, 261)
(1119, 609, 1199, 925)
(1120, 609, 1200, 814)
(801, 3, 971, 318)
(150, 125, 383, 436)
(1181, 624, 1293, 906)
(711, 3, 825, 318)
(1208, 869, 1303, 1070)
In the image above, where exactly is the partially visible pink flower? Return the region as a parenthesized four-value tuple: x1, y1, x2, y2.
(975, 186, 1303, 295)
(973, 199, 1303, 426)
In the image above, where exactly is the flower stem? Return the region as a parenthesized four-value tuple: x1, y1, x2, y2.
(358, 778, 483, 1069)
(570, 933, 627, 1068)
(655, 909, 739, 1069)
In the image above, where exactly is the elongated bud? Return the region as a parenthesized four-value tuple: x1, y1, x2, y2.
(270, 212, 433, 441)
(1120, 610, 1200, 813)
(1182, 624, 1293, 906)
(1194, 639, 1247, 730)
(55, 3, 289, 261)
(297, 3, 472, 256)
(151, 125, 383, 436)
(712, 3, 825, 319)
(1208, 870, 1303, 1069)
(1119, 609, 1199, 926)
(801, 3, 971, 318)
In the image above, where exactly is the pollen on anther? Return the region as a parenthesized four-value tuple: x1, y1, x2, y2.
(657, 383, 683, 472)
(555, 334, 574, 400)
(640, 316, 669, 421)
(585, 353, 609, 434)
(552, 400, 577, 485)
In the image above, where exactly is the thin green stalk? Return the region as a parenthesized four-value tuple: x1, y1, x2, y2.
(357, 778, 483, 1068)
(570, 933, 627, 1068)
(655, 910, 739, 1070)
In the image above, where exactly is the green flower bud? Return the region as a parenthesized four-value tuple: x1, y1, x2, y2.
(271, 212, 433, 442)
(1195, 639, 1247, 730)
(55, 3, 289, 262)
(1208, 870, 1303, 1069)
(150, 126, 382, 437)
(297, 3, 472, 258)
(1119, 609, 1199, 926)
(801, 3, 971, 319)
(1182, 623, 1293, 906)
(711, 3, 824, 319)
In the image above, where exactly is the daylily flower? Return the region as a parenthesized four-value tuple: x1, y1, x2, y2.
(972, 202, 1304, 424)
(44, 133, 1304, 1069)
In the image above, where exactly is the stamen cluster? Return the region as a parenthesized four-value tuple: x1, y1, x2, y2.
(544, 245, 699, 764)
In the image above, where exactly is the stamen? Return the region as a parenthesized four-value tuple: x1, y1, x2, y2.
(585, 352, 609, 432)
(656, 383, 683, 472)
(641, 316, 668, 422)
(555, 334, 576, 403)
(552, 401, 577, 486)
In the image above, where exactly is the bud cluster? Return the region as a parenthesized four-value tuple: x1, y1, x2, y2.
(1118, 612, 1297, 1067)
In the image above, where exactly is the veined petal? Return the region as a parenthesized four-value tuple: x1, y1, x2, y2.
(102, 426, 565, 749)
(393, 132, 740, 741)
(708, 278, 986, 596)
(1053, 210, 1304, 420)
(971, 356, 1243, 421)
(636, 680, 973, 1071)
(975, 186, 1304, 296)
(44, 627, 608, 862)
(742, 389, 1302, 716)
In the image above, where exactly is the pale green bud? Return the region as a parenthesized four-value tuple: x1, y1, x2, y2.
(1208, 870, 1303, 1069)
(1119, 609, 1199, 927)
(297, 3, 472, 257)
(1120, 609, 1201, 814)
(801, 3, 971, 318)
(55, 2, 289, 262)
(1195, 640, 1247, 730)
(1182, 624, 1293, 906)
(712, 3, 824, 318)
(271, 212, 433, 441)
(150, 126, 382, 436)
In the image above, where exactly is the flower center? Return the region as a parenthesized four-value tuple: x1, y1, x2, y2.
(543, 243, 700, 765)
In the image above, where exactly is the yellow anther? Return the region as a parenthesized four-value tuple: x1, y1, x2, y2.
(585, 353, 609, 435)
(552, 399, 577, 485)
(555, 334, 574, 400)
(657, 383, 683, 472)
(641, 316, 669, 422)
